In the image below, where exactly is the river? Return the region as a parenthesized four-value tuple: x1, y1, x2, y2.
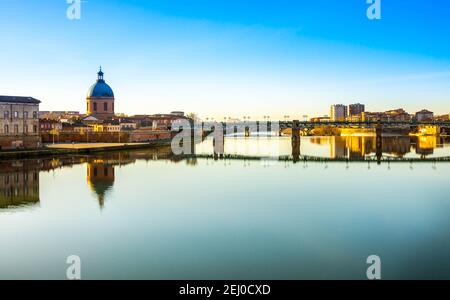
(1, 136, 450, 279)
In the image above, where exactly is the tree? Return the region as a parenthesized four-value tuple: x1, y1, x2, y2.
(186, 112, 200, 122)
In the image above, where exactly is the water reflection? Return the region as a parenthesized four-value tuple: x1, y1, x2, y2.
(196, 135, 450, 160)
(0, 146, 177, 211)
(0, 161, 40, 209)
(321, 136, 412, 159)
(1, 136, 450, 212)
(85, 147, 178, 208)
(332, 136, 447, 159)
(87, 161, 115, 209)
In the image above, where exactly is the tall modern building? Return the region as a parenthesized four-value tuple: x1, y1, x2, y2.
(349, 103, 365, 116)
(330, 104, 348, 122)
(86, 68, 115, 120)
(0, 96, 41, 150)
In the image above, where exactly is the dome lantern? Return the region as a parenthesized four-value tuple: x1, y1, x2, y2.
(97, 66, 104, 81)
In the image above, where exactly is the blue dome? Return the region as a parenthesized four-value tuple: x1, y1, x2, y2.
(87, 81, 114, 98)
(87, 68, 115, 98)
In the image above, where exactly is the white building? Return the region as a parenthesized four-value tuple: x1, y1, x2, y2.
(330, 104, 348, 122)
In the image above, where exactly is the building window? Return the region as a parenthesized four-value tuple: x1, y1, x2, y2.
(93, 102, 97, 112)
(24, 125, 28, 134)
(104, 102, 108, 112)
(14, 125, 19, 134)
(3, 111, 9, 119)
(33, 125, 37, 133)
(24, 111, 29, 119)
(14, 111, 19, 118)
(33, 111, 38, 119)
(4, 125, 9, 134)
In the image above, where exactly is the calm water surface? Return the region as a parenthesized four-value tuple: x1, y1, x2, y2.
(1, 136, 450, 279)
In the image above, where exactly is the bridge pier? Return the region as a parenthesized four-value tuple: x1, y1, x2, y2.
(245, 126, 251, 137)
(213, 125, 225, 158)
(376, 124, 382, 165)
(189, 119, 196, 155)
(292, 120, 301, 163)
(292, 120, 301, 143)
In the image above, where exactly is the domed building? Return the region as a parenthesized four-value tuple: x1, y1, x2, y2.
(86, 67, 115, 120)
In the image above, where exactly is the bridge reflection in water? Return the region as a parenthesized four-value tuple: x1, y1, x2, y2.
(196, 135, 450, 163)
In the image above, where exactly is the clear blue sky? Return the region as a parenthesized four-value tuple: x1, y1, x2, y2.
(0, 0, 449, 119)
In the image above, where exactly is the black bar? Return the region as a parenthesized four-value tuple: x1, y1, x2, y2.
(2, 280, 450, 298)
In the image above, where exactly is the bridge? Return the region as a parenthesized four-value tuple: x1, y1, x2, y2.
(200, 120, 450, 129)
(177, 119, 449, 165)
(197, 119, 450, 138)
(278, 120, 450, 128)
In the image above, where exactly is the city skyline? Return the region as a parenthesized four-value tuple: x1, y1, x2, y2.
(1, 0, 450, 119)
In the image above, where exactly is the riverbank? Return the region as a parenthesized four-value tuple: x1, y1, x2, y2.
(0, 139, 172, 160)
(282, 126, 443, 137)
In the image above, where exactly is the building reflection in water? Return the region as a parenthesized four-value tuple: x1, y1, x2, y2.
(415, 136, 438, 158)
(310, 136, 444, 160)
(0, 146, 176, 211)
(87, 160, 116, 209)
(0, 161, 40, 209)
(85, 146, 177, 208)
